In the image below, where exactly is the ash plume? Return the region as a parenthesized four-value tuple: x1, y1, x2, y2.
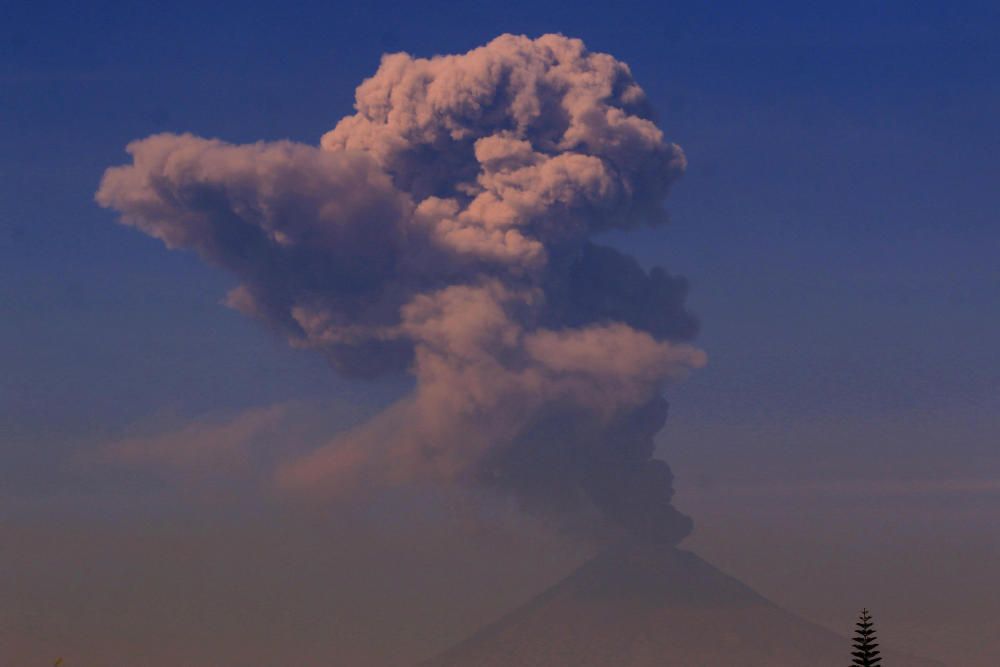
(97, 34, 705, 545)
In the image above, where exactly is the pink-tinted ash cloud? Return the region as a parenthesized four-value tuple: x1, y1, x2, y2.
(97, 33, 705, 545)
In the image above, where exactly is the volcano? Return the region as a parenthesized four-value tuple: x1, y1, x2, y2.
(424, 541, 942, 667)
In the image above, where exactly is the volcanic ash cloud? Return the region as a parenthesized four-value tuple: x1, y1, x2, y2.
(97, 33, 706, 545)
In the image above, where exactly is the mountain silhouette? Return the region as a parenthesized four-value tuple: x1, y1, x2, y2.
(424, 540, 942, 667)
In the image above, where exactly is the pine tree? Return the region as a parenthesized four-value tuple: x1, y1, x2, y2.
(851, 608, 882, 666)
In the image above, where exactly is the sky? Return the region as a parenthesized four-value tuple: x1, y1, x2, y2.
(2, 1, 999, 665)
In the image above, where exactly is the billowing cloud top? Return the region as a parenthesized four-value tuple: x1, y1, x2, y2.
(97, 34, 705, 545)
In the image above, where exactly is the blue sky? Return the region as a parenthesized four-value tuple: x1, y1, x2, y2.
(4, 0, 997, 478)
(2, 1, 999, 663)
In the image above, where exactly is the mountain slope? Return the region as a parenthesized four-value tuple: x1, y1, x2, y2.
(424, 541, 942, 667)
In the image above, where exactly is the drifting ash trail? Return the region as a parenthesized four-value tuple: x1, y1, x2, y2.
(98, 34, 704, 544)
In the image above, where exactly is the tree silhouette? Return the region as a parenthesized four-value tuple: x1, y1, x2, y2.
(851, 608, 882, 666)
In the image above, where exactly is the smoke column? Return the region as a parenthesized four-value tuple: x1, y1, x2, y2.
(97, 34, 706, 545)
